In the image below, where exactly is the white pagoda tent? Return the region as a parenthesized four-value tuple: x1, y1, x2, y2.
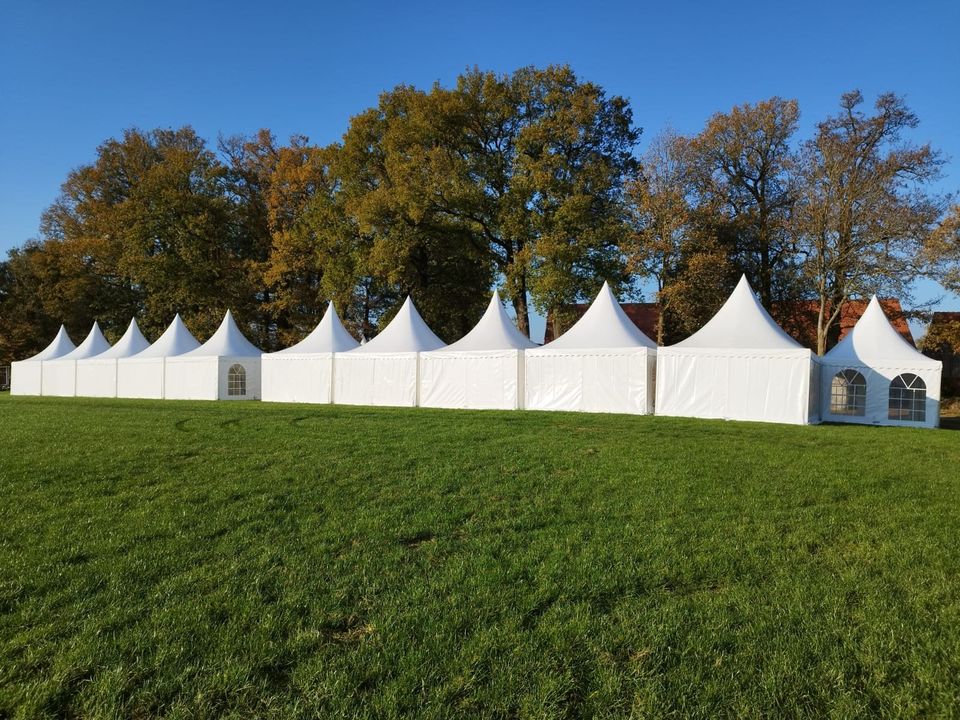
(525, 282, 657, 414)
(163, 310, 262, 401)
(76, 319, 151, 398)
(10, 326, 75, 396)
(334, 297, 445, 407)
(262, 303, 359, 404)
(116, 314, 201, 399)
(655, 276, 818, 425)
(419, 290, 536, 410)
(41, 323, 112, 397)
(820, 295, 941, 428)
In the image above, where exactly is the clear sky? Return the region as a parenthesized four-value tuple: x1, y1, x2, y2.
(1, 0, 958, 339)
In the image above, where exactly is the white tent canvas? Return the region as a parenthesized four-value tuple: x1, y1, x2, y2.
(10, 326, 75, 396)
(420, 291, 536, 410)
(525, 282, 657, 414)
(334, 298, 444, 407)
(41, 323, 112, 397)
(262, 303, 359, 404)
(76, 319, 151, 398)
(164, 311, 262, 401)
(116, 314, 201, 399)
(820, 296, 941, 428)
(656, 276, 817, 425)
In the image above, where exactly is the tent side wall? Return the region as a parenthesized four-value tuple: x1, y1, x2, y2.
(40, 360, 78, 397)
(76, 359, 119, 398)
(117, 358, 165, 399)
(819, 361, 941, 428)
(524, 347, 655, 415)
(217, 357, 261, 401)
(262, 354, 333, 404)
(10, 361, 42, 396)
(163, 357, 220, 401)
(419, 350, 524, 410)
(655, 348, 814, 425)
(333, 353, 419, 407)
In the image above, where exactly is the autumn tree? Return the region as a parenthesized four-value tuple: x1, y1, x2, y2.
(795, 91, 946, 354)
(337, 66, 640, 338)
(687, 97, 801, 308)
(39, 127, 257, 342)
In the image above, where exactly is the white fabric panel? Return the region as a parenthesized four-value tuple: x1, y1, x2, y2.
(10, 361, 42, 396)
(117, 358, 166, 399)
(164, 356, 261, 401)
(656, 348, 814, 425)
(524, 348, 654, 414)
(76, 359, 119, 398)
(163, 358, 220, 400)
(40, 360, 78, 397)
(819, 362, 941, 428)
(419, 350, 524, 410)
(11, 326, 77, 396)
(261, 354, 333, 404)
(333, 353, 419, 407)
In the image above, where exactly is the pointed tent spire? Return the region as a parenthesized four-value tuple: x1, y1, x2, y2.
(59, 322, 113, 360)
(544, 281, 656, 349)
(824, 295, 939, 366)
(272, 302, 360, 354)
(93, 318, 151, 359)
(671, 275, 802, 350)
(443, 290, 537, 351)
(180, 310, 262, 357)
(352, 297, 445, 353)
(130, 314, 201, 358)
(25, 325, 76, 361)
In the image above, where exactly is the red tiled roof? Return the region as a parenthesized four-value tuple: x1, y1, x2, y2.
(544, 298, 914, 350)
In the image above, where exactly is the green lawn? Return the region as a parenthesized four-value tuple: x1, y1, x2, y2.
(1, 395, 959, 719)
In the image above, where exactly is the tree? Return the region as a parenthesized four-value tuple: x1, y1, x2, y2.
(924, 204, 960, 295)
(795, 91, 946, 355)
(625, 130, 694, 343)
(341, 66, 640, 338)
(39, 127, 255, 342)
(687, 97, 801, 308)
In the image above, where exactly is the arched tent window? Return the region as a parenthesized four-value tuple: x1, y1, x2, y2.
(889, 373, 926, 422)
(830, 369, 866, 416)
(228, 364, 246, 397)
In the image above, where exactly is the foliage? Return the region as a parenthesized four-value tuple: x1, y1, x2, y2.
(1, 76, 958, 363)
(794, 91, 946, 354)
(2, 396, 960, 718)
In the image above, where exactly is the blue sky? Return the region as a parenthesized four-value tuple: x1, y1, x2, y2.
(1, 0, 958, 338)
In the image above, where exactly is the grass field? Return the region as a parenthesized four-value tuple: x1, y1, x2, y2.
(1, 394, 959, 719)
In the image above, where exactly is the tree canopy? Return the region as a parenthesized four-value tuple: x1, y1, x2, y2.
(1, 69, 956, 365)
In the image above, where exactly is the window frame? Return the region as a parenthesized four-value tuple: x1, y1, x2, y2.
(829, 368, 867, 417)
(227, 363, 247, 397)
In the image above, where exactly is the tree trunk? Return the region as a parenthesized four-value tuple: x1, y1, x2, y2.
(512, 275, 531, 339)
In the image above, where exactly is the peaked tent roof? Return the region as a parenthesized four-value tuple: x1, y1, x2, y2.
(178, 310, 262, 358)
(57, 322, 112, 360)
(91, 318, 151, 359)
(543, 282, 656, 350)
(129, 314, 201, 359)
(350, 297, 445, 353)
(671, 275, 803, 350)
(270, 302, 359, 355)
(824, 295, 940, 367)
(440, 290, 537, 352)
(24, 325, 76, 361)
